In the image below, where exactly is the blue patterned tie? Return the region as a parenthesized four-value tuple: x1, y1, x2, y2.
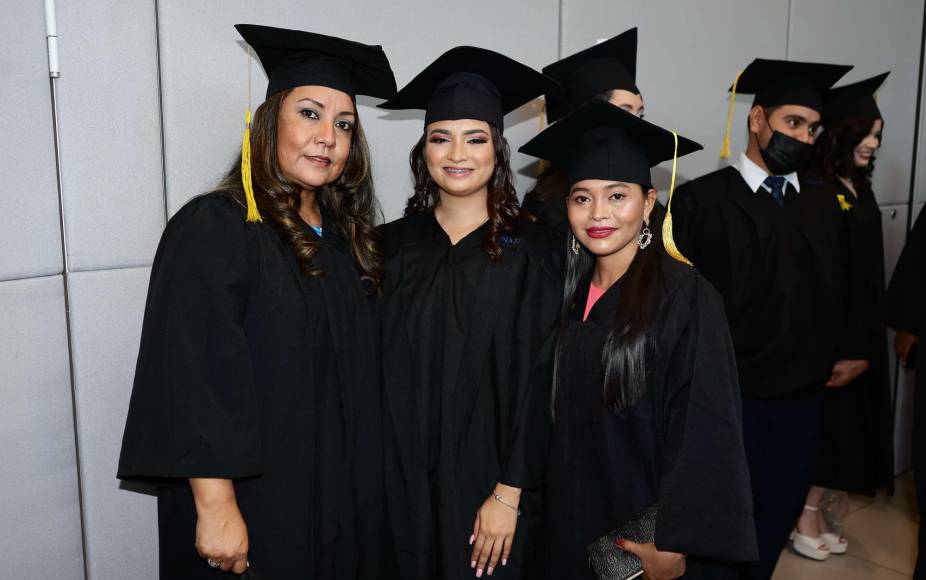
(764, 175, 786, 206)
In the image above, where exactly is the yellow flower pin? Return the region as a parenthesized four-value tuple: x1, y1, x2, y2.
(836, 194, 853, 212)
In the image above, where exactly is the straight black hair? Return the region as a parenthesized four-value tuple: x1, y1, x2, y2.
(553, 186, 664, 415)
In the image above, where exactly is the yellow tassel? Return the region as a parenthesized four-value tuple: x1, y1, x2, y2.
(241, 110, 262, 223)
(538, 101, 550, 174)
(720, 68, 745, 160)
(662, 130, 692, 265)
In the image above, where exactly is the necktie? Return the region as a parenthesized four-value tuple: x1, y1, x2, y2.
(764, 175, 786, 206)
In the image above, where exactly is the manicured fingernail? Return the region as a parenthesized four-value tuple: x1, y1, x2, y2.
(476, 569, 483, 578)
(488, 566, 494, 575)
(616, 539, 626, 549)
(502, 558, 507, 566)
(469, 534, 475, 545)
(471, 560, 476, 568)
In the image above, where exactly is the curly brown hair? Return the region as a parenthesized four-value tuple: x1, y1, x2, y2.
(814, 117, 882, 193)
(404, 125, 520, 262)
(214, 89, 383, 293)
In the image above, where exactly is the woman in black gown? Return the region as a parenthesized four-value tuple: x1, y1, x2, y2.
(377, 48, 562, 580)
(117, 25, 396, 578)
(519, 101, 757, 580)
(793, 73, 895, 557)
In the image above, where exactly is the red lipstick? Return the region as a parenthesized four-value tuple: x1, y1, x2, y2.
(586, 227, 616, 239)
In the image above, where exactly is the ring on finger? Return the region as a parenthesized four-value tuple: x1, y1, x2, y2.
(207, 558, 220, 568)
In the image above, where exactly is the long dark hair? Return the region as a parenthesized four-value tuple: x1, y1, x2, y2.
(814, 117, 882, 194)
(213, 89, 383, 293)
(404, 125, 520, 262)
(553, 187, 664, 415)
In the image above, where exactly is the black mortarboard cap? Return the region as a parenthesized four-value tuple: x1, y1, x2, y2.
(519, 100, 701, 186)
(823, 72, 889, 126)
(731, 58, 852, 112)
(520, 100, 701, 265)
(542, 28, 639, 123)
(236, 24, 397, 100)
(379, 46, 557, 130)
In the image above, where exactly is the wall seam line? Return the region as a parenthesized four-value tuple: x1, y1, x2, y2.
(48, 53, 92, 580)
(154, 0, 169, 222)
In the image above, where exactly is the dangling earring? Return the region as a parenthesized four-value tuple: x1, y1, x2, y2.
(638, 221, 652, 250)
(571, 234, 581, 255)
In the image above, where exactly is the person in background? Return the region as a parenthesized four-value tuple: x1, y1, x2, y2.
(887, 206, 926, 579)
(794, 72, 894, 560)
(670, 58, 867, 579)
(520, 100, 756, 579)
(117, 24, 396, 579)
(522, 28, 646, 232)
(378, 47, 563, 580)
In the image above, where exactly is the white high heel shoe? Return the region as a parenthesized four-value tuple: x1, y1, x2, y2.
(821, 532, 848, 555)
(791, 505, 831, 561)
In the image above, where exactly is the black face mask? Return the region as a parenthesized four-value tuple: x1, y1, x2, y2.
(760, 130, 814, 175)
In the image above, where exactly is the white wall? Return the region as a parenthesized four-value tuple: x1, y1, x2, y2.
(1, 1, 923, 578)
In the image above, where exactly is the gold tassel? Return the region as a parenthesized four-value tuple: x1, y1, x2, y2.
(242, 110, 262, 222)
(720, 68, 745, 160)
(663, 130, 692, 265)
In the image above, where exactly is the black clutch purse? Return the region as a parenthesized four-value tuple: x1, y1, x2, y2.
(587, 504, 658, 580)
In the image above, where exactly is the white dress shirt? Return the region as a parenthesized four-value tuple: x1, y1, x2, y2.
(734, 152, 800, 196)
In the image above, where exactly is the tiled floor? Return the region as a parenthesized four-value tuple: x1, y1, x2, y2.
(772, 473, 919, 579)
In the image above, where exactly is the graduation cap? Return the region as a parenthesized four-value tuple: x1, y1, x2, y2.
(235, 24, 396, 100)
(519, 100, 702, 263)
(379, 46, 557, 130)
(542, 28, 639, 123)
(234, 24, 397, 222)
(823, 72, 890, 126)
(719, 58, 852, 158)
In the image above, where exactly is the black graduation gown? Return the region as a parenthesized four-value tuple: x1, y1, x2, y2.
(887, 206, 926, 356)
(545, 254, 757, 579)
(380, 211, 562, 580)
(117, 192, 387, 579)
(800, 173, 894, 494)
(671, 167, 850, 398)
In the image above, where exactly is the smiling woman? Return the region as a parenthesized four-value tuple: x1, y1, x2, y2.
(116, 24, 397, 579)
(519, 100, 756, 580)
(377, 47, 563, 580)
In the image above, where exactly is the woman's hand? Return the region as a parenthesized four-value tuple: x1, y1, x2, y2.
(826, 359, 870, 388)
(896, 330, 919, 367)
(618, 540, 686, 580)
(470, 484, 520, 577)
(190, 478, 249, 574)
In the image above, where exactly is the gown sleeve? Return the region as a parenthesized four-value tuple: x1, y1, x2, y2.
(498, 230, 563, 490)
(118, 193, 262, 480)
(653, 272, 758, 562)
(887, 208, 926, 335)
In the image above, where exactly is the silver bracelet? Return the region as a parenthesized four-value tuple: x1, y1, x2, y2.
(493, 493, 522, 516)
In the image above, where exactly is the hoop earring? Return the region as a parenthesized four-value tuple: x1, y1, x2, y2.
(571, 235, 581, 255)
(638, 225, 653, 250)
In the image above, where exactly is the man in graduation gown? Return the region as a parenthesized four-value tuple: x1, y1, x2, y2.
(887, 207, 926, 579)
(670, 58, 870, 579)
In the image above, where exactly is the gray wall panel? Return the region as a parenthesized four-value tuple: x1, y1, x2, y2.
(561, 0, 791, 190)
(0, 276, 83, 579)
(69, 267, 157, 580)
(56, 0, 165, 271)
(0, 2, 63, 280)
(158, 0, 558, 222)
(789, 0, 924, 206)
